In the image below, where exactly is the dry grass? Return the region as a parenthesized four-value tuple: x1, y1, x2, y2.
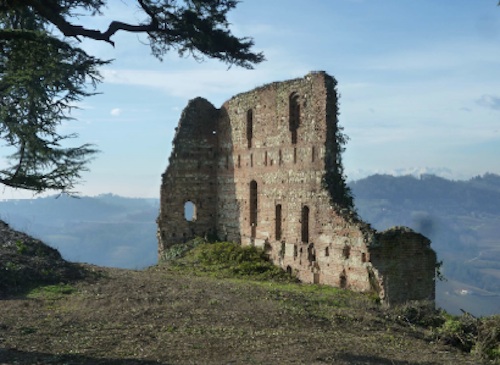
(0, 234, 495, 365)
(0, 262, 483, 365)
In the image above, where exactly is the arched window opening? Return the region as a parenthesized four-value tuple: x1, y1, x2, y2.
(250, 153, 253, 167)
(325, 247, 330, 257)
(311, 146, 316, 162)
(278, 149, 283, 165)
(249, 180, 258, 228)
(301, 205, 310, 243)
(361, 252, 367, 263)
(286, 266, 292, 276)
(289, 92, 300, 144)
(184, 201, 197, 221)
(237, 154, 241, 168)
(275, 204, 282, 240)
(264, 151, 268, 166)
(246, 109, 253, 148)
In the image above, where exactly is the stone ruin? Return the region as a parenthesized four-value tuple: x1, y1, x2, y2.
(157, 71, 436, 305)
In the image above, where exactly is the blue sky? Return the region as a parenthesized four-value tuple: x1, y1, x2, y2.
(3, 0, 500, 198)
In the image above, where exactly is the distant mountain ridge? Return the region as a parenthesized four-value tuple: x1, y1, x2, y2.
(0, 194, 159, 269)
(1, 176, 499, 316)
(346, 167, 478, 182)
(350, 173, 500, 215)
(349, 173, 500, 316)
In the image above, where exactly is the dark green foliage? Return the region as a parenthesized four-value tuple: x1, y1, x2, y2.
(0, 0, 263, 193)
(0, 8, 104, 192)
(390, 301, 446, 328)
(169, 241, 297, 282)
(437, 314, 479, 353)
(162, 236, 208, 261)
(7, 0, 264, 69)
(389, 301, 500, 363)
(475, 315, 500, 362)
(323, 75, 354, 211)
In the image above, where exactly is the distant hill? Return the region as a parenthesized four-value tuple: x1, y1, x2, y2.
(1, 175, 499, 316)
(350, 173, 500, 316)
(0, 194, 159, 269)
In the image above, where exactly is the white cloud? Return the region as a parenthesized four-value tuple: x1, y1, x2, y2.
(101, 66, 308, 104)
(110, 108, 122, 116)
(476, 94, 500, 111)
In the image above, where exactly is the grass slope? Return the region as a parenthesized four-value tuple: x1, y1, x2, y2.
(0, 235, 498, 364)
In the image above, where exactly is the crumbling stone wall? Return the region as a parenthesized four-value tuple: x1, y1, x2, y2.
(157, 71, 437, 305)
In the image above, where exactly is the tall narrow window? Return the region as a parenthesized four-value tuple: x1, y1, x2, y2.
(278, 149, 282, 165)
(301, 205, 309, 243)
(250, 180, 258, 228)
(184, 201, 196, 221)
(289, 92, 300, 144)
(275, 204, 282, 240)
(246, 109, 253, 148)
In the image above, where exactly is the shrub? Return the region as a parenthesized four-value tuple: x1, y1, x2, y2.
(474, 315, 500, 363)
(437, 314, 478, 353)
(390, 301, 446, 328)
(175, 241, 296, 282)
(162, 236, 208, 261)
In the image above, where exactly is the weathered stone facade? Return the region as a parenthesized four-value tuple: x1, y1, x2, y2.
(157, 71, 436, 305)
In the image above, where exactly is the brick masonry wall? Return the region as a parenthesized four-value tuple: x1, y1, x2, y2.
(157, 98, 219, 254)
(371, 227, 437, 305)
(157, 72, 437, 305)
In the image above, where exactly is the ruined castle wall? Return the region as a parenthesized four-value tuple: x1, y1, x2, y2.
(157, 98, 219, 257)
(158, 72, 437, 305)
(371, 228, 437, 305)
(213, 72, 377, 291)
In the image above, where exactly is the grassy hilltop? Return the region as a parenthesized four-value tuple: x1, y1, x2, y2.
(1, 227, 499, 365)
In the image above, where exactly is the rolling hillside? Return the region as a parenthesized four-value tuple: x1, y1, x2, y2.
(0, 194, 159, 269)
(1, 174, 499, 316)
(350, 173, 500, 316)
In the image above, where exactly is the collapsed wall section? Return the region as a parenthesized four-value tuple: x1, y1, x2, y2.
(371, 227, 437, 305)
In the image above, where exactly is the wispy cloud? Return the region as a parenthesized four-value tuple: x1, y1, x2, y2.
(101, 66, 308, 104)
(476, 94, 500, 111)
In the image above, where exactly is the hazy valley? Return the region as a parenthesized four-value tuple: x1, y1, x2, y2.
(1, 173, 499, 316)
